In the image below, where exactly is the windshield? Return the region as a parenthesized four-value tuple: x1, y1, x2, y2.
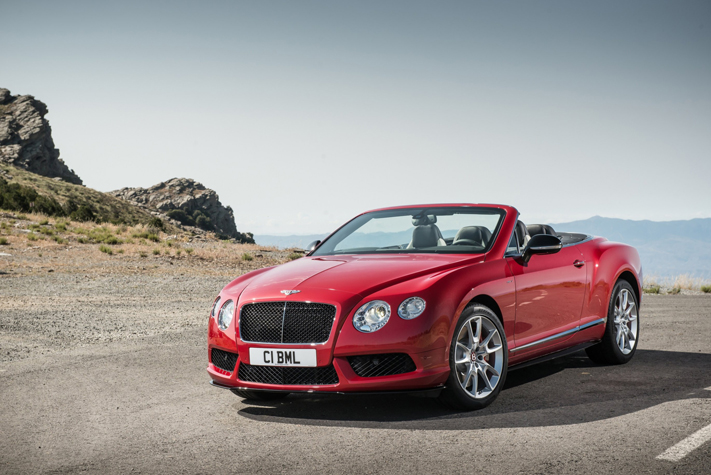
(312, 207, 506, 256)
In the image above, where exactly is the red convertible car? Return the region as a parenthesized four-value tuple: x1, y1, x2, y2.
(208, 204, 641, 410)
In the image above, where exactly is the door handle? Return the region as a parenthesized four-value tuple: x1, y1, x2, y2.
(573, 260, 585, 268)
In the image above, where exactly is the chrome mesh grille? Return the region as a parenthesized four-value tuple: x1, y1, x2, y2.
(237, 363, 339, 385)
(239, 301, 336, 344)
(348, 353, 417, 377)
(211, 348, 238, 372)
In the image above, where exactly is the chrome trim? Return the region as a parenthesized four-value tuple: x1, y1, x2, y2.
(238, 301, 337, 345)
(511, 318, 605, 352)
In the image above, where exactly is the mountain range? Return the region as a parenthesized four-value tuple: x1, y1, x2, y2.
(256, 216, 711, 279)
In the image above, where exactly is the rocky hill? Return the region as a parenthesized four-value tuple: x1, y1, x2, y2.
(0, 88, 82, 185)
(110, 178, 254, 243)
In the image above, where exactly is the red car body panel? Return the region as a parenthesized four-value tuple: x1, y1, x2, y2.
(207, 204, 642, 393)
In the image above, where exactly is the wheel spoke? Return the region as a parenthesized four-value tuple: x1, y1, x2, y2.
(465, 321, 474, 350)
(486, 343, 502, 354)
(626, 302, 636, 318)
(455, 355, 469, 364)
(479, 366, 493, 391)
(480, 330, 496, 349)
(461, 365, 473, 389)
(473, 317, 482, 344)
(621, 290, 628, 311)
(481, 361, 500, 378)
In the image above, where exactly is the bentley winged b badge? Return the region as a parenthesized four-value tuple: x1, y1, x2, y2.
(280, 290, 301, 296)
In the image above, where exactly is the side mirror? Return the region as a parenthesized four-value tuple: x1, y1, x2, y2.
(521, 234, 562, 264)
(305, 240, 321, 254)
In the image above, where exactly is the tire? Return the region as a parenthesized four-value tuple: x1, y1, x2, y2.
(231, 389, 290, 401)
(439, 304, 508, 410)
(586, 280, 639, 365)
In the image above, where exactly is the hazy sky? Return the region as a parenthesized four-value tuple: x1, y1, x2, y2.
(2, 0, 710, 235)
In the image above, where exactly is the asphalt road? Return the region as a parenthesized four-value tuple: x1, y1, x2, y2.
(1, 292, 710, 474)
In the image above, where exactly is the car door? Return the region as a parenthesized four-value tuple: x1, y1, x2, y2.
(505, 235, 587, 352)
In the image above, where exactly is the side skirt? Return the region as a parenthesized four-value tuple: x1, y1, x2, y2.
(508, 341, 600, 371)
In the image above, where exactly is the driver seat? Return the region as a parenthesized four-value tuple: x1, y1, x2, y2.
(407, 215, 446, 249)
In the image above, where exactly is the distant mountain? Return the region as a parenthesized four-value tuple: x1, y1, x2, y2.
(255, 234, 328, 250)
(551, 216, 711, 279)
(256, 216, 711, 278)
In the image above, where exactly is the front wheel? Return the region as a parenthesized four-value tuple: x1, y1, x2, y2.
(439, 304, 508, 410)
(586, 280, 639, 365)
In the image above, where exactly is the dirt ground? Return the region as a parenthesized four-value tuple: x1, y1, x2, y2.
(1, 242, 710, 474)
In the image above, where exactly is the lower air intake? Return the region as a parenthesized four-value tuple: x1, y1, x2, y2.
(211, 348, 239, 372)
(238, 363, 339, 385)
(348, 353, 417, 377)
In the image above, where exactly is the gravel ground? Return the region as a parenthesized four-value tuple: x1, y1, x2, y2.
(1, 249, 710, 474)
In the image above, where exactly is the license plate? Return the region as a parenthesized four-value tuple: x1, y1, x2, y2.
(249, 348, 317, 367)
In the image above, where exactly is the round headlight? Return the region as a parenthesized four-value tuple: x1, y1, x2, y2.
(217, 299, 234, 330)
(211, 296, 221, 318)
(353, 300, 391, 333)
(398, 297, 426, 320)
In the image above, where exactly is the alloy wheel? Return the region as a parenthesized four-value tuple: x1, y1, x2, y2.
(613, 288, 638, 355)
(454, 315, 504, 399)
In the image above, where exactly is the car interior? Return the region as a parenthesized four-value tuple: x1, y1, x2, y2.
(406, 216, 589, 252)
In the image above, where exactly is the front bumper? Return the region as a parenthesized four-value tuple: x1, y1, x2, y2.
(207, 346, 449, 393)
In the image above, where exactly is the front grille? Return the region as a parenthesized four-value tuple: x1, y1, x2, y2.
(238, 363, 339, 385)
(239, 301, 336, 344)
(348, 353, 417, 377)
(211, 348, 238, 372)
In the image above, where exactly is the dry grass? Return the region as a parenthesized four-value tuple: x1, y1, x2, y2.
(0, 211, 290, 277)
(643, 274, 711, 294)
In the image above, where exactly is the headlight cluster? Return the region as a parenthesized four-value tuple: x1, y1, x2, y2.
(217, 299, 234, 330)
(353, 297, 426, 333)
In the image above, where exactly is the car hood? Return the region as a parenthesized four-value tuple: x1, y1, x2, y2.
(238, 253, 486, 303)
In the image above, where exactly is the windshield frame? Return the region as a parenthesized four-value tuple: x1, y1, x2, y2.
(311, 206, 507, 256)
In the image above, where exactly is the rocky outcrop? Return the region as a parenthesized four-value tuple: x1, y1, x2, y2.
(0, 88, 82, 185)
(110, 178, 253, 243)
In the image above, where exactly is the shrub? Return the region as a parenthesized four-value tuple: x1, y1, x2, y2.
(39, 219, 49, 225)
(701, 285, 711, 294)
(148, 217, 164, 229)
(0, 178, 65, 216)
(167, 209, 194, 226)
(17, 214, 27, 220)
(195, 213, 212, 230)
(39, 227, 54, 236)
(99, 245, 113, 255)
(147, 233, 160, 242)
(242, 253, 253, 261)
(117, 249, 124, 254)
(55, 222, 67, 232)
(176, 250, 182, 256)
(185, 248, 193, 255)
(27, 233, 38, 241)
(643, 285, 660, 294)
(69, 205, 96, 222)
(669, 286, 681, 295)
(132, 231, 150, 239)
(139, 252, 147, 258)
(0, 237, 8, 245)
(104, 236, 121, 245)
(77, 237, 87, 244)
(152, 249, 160, 255)
(287, 252, 302, 261)
(52, 236, 67, 244)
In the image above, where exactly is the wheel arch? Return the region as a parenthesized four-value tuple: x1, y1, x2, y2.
(617, 270, 641, 306)
(467, 294, 504, 324)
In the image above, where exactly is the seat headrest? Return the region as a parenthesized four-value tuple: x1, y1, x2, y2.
(527, 224, 556, 237)
(412, 214, 437, 226)
(411, 225, 439, 248)
(454, 226, 483, 243)
(515, 220, 529, 247)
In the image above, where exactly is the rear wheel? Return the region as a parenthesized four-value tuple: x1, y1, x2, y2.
(586, 280, 639, 364)
(439, 304, 508, 410)
(232, 389, 290, 401)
